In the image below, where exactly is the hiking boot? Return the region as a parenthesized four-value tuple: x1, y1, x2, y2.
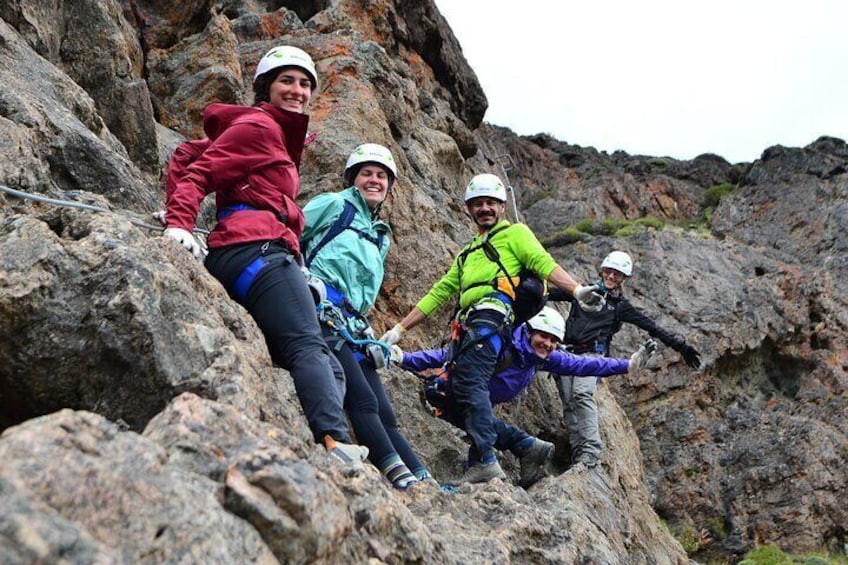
(392, 475, 420, 490)
(323, 435, 369, 464)
(519, 439, 555, 486)
(573, 452, 599, 469)
(461, 460, 507, 484)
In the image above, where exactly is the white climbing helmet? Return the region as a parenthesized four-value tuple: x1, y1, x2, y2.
(464, 173, 507, 203)
(254, 46, 317, 90)
(526, 306, 565, 342)
(343, 143, 398, 187)
(600, 251, 633, 277)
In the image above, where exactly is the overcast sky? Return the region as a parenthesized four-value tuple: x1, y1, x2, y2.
(434, 0, 848, 164)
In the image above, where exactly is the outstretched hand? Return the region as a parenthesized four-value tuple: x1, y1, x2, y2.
(680, 344, 702, 369)
(628, 339, 658, 373)
(389, 344, 404, 365)
(577, 296, 606, 312)
(380, 324, 405, 346)
(574, 283, 605, 312)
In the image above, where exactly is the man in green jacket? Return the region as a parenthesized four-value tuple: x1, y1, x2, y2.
(381, 173, 602, 483)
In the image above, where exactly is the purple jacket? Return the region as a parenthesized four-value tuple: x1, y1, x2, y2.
(401, 325, 630, 405)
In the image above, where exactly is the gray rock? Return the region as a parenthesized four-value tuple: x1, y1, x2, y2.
(0, 409, 277, 564)
(1, 0, 846, 562)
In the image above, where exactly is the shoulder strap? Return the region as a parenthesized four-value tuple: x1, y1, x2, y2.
(493, 344, 514, 374)
(599, 297, 622, 355)
(305, 200, 357, 267)
(456, 223, 517, 292)
(456, 223, 512, 265)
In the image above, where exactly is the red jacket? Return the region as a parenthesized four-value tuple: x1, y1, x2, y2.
(165, 102, 309, 254)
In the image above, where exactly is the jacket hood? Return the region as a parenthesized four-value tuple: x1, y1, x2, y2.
(512, 325, 543, 367)
(202, 103, 310, 168)
(202, 104, 258, 140)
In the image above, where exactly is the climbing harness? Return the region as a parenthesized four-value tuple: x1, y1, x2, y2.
(316, 298, 391, 369)
(455, 223, 547, 326)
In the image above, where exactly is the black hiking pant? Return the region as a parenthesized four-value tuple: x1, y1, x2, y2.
(326, 336, 426, 476)
(205, 241, 349, 444)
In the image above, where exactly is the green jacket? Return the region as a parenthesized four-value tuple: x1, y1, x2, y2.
(301, 186, 392, 314)
(416, 220, 557, 316)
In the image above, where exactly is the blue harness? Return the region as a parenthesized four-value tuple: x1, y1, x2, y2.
(217, 205, 287, 303)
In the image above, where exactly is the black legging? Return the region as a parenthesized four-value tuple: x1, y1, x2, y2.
(327, 335, 426, 475)
(205, 241, 350, 443)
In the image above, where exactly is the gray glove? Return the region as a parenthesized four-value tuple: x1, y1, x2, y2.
(573, 283, 601, 302)
(628, 339, 658, 373)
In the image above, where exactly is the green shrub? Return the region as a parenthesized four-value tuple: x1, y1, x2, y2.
(704, 182, 736, 208)
(705, 517, 727, 540)
(541, 228, 585, 247)
(545, 216, 669, 243)
(573, 218, 596, 234)
(673, 526, 709, 554)
(612, 225, 638, 237)
(600, 218, 628, 235)
(739, 544, 846, 565)
(635, 216, 664, 230)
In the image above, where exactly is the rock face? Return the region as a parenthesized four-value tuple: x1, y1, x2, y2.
(0, 1, 845, 563)
(470, 127, 848, 560)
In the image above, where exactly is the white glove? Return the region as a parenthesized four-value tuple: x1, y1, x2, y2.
(628, 339, 658, 373)
(578, 295, 606, 312)
(152, 210, 167, 226)
(389, 344, 404, 365)
(163, 227, 204, 260)
(300, 266, 327, 305)
(380, 323, 405, 346)
(574, 283, 604, 303)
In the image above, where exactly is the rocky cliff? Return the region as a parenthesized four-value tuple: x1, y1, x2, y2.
(0, 1, 846, 563)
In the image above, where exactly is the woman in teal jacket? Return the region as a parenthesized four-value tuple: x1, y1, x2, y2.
(301, 144, 431, 489)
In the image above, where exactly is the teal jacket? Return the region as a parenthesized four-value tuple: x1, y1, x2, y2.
(301, 186, 392, 314)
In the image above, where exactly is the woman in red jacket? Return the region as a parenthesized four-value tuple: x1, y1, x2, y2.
(163, 46, 367, 463)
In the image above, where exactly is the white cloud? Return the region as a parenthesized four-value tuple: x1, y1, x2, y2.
(435, 0, 848, 162)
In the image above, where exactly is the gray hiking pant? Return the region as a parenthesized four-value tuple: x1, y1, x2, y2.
(557, 352, 602, 460)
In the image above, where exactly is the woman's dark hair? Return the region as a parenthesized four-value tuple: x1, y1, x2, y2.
(252, 67, 284, 106)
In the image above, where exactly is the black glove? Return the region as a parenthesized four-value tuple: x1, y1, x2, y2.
(680, 344, 701, 369)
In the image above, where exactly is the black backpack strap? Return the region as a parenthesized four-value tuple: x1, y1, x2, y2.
(600, 298, 621, 356)
(482, 239, 518, 295)
(455, 223, 516, 293)
(304, 200, 357, 267)
(305, 200, 386, 268)
(345, 225, 384, 248)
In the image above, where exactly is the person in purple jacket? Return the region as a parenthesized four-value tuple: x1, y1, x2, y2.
(390, 306, 654, 485)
